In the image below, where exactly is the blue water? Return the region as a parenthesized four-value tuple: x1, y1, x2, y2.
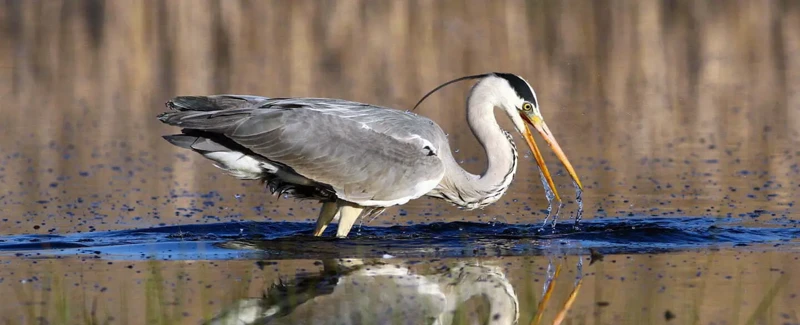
(0, 217, 797, 260)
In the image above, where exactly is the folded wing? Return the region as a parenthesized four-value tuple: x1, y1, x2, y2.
(158, 95, 446, 206)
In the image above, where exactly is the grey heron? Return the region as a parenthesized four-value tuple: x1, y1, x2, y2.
(203, 259, 519, 325)
(157, 72, 582, 237)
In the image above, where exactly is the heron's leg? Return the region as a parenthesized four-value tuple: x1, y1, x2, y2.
(335, 201, 364, 238)
(313, 202, 339, 236)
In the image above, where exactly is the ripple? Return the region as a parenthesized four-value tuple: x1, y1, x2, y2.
(0, 217, 797, 260)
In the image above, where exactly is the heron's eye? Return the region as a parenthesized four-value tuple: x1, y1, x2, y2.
(522, 103, 533, 111)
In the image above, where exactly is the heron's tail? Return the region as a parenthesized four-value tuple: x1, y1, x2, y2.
(156, 94, 280, 180)
(158, 96, 273, 180)
(161, 132, 270, 180)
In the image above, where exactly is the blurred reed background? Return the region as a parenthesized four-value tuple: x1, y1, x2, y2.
(0, 0, 798, 234)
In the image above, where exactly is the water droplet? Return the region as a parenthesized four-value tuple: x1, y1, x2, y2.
(573, 181, 584, 228)
(537, 167, 561, 229)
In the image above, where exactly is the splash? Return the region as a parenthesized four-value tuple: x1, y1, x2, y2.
(573, 181, 584, 228)
(537, 167, 562, 229)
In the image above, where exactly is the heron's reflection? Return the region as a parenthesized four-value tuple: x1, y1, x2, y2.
(205, 258, 520, 325)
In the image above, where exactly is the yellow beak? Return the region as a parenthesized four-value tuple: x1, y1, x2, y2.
(520, 113, 582, 202)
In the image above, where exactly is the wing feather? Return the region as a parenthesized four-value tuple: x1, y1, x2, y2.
(159, 96, 447, 205)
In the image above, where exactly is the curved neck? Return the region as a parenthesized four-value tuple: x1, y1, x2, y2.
(433, 81, 518, 209)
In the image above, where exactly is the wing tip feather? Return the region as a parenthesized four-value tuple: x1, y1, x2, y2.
(161, 134, 198, 149)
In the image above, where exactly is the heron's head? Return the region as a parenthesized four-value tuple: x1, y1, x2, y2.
(413, 72, 582, 202)
(491, 73, 583, 202)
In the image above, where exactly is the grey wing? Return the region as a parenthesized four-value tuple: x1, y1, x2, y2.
(158, 96, 446, 206)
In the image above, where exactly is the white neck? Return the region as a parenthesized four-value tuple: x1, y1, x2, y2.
(431, 78, 518, 209)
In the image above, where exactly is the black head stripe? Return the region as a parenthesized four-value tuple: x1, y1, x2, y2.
(495, 73, 536, 106)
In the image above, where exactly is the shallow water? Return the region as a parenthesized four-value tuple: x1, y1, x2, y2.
(1, 218, 799, 260)
(1, 219, 799, 324)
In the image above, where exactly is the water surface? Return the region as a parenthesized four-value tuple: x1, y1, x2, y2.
(1, 219, 799, 324)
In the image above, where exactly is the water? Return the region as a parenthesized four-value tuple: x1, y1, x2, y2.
(1, 218, 798, 324)
(1, 217, 797, 260)
(574, 182, 584, 227)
